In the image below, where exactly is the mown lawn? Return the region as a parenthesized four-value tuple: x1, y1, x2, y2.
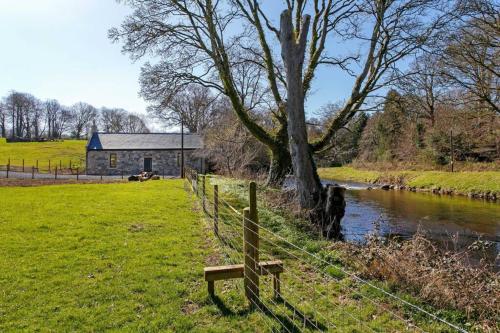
(0, 180, 263, 332)
(0, 138, 87, 171)
(318, 166, 500, 195)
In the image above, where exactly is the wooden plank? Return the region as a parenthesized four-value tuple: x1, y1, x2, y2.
(258, 260, 284, 275)
(204, 264, 243, 281)
(204, 261, 283, 282)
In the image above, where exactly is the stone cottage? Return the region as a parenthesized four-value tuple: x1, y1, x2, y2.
(86, 133, 204, 176)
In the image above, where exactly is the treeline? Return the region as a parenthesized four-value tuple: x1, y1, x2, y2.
(0, 91, 149, 141)
(316, 88, 499, 168)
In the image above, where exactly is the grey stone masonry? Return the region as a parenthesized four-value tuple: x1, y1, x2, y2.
(86, 150, 202, 176)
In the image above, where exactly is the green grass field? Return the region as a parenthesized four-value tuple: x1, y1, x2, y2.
(0, 138, 87, 171)
(318, 167, 500, 196)
(0, 180, 267, 332)
(0, 178, 476, 332)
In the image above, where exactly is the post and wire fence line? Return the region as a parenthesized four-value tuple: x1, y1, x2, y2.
(184, 168, 469, 333)
(0, 158, 127, 181)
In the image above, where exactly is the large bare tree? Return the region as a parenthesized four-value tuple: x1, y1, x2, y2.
(112, 0, 450, 232)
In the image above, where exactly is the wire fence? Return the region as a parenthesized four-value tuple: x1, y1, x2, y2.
(0, 160, 174, 181)
(184, 170, 469, 333)
(0, 158, 85, 173)
(0, 164, 124, 181)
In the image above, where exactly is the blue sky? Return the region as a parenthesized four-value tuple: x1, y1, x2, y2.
(0, 0, 356, 116)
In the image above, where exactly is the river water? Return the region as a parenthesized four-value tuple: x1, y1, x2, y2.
(321, 179, 500, 267)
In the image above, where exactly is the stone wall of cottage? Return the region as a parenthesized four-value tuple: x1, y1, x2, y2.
(86, 150, 203, 176)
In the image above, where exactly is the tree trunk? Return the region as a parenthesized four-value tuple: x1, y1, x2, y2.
(280, 10, 345, 238)
(267, 145, 292, 187)
(266, 123, 292, 187)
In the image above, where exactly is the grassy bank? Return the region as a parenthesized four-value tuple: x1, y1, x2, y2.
(318, 167, 500, 197)
(0, 180, 262, 331)
(198, 176, 480, 332)
(0, 138, 86, 171)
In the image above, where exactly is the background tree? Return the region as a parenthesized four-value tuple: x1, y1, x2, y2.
(204, 103, 269, 176)
(397, 54, 448, 127)
(315, 109, 368, 167)
(142, 84, 218, 133)
(123, 113, 149, 133)
(0, 101, 6, 138)
(100, 108, 127, 133)
(70, 102, 97, 139)
(440, 0, 499, 113)
(3, 91, 41, 139)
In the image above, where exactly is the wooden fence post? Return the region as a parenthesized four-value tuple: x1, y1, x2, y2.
(22, 159, 25, 172)
(243, 204, 259, 306)
(32, 166, 35, 179)
(69, 160, 72, 169)
(213, 184, 219, 237)
(36, 160, 38, 170)
(55, 166, 58, 180)
(6, 161, 9, 178)
(48, 160, 51, 173)
(76, 167, 79, 181)
(202, 175, 206, 211)
(195, 173, 199, 197)
(59, 160, 62, 170)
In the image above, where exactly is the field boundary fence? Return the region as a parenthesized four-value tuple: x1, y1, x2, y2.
(0, 157, 124, 181)
(0, 158, 177, 181)
(184, 168, 468, 333)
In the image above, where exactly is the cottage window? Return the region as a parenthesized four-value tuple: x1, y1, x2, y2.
(109, 153, 117, 168)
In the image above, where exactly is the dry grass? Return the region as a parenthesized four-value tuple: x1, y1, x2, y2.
(261, 185, 499, 331)
(334, 234, 499, 331)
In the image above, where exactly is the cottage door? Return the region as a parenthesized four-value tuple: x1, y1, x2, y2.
(144, 158, 153, 172)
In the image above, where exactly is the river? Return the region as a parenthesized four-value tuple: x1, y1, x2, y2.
(322, 179, 500, 268)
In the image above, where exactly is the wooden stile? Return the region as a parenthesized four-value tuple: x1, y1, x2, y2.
(202, 181, 283, 304)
